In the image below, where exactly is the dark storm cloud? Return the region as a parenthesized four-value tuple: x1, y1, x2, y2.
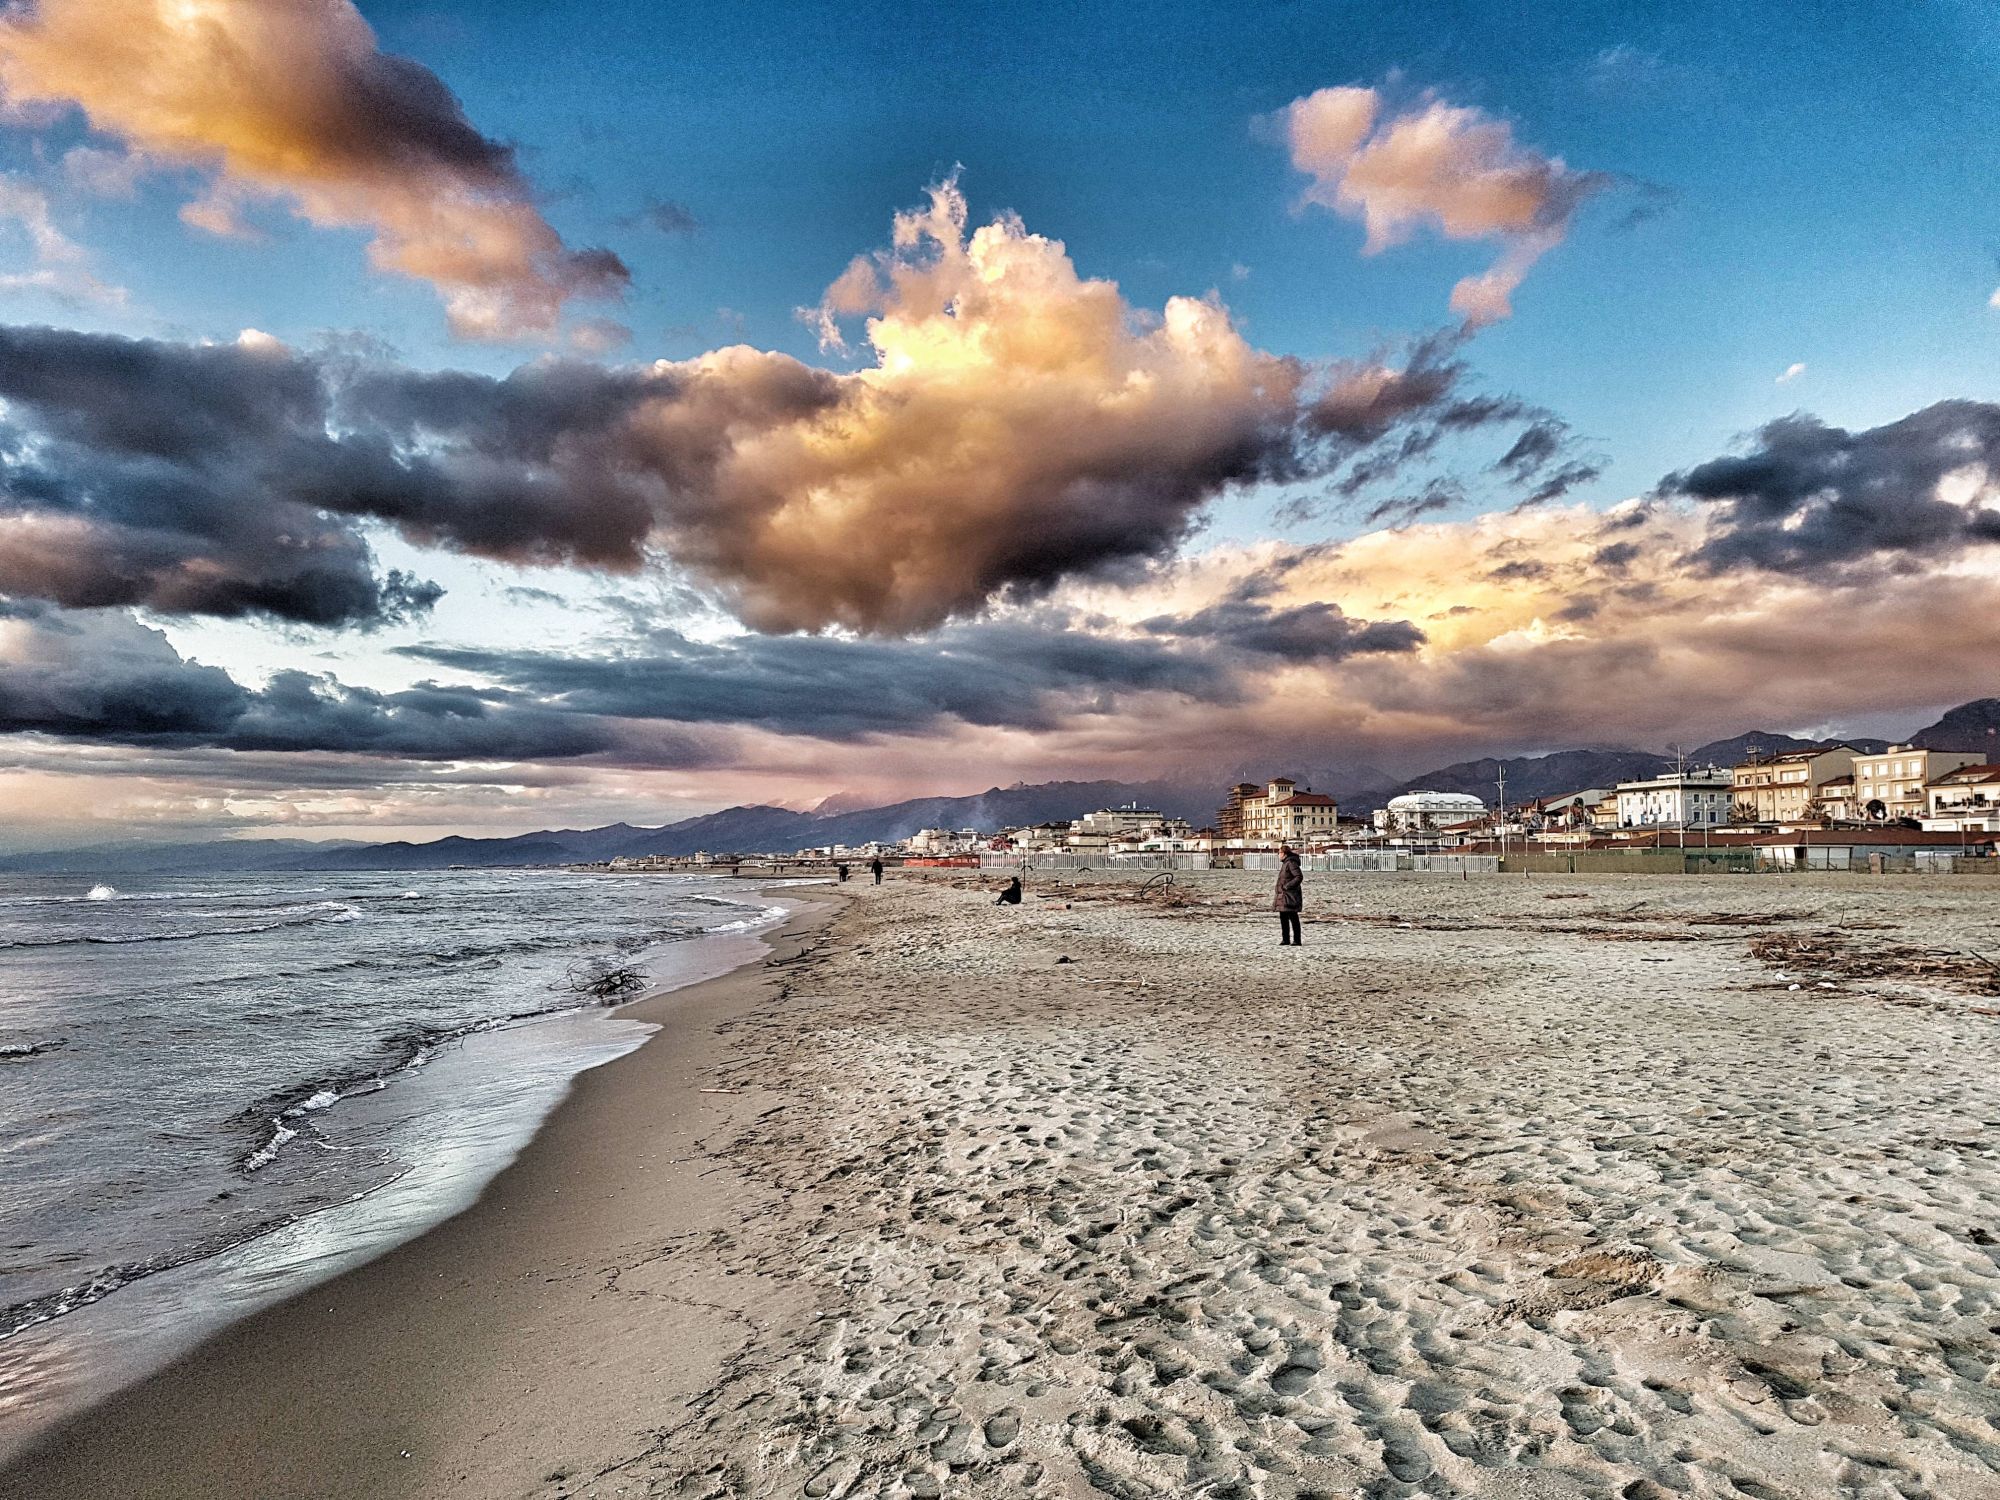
(403, 618, 1238, 739)
(0, 326, 441, 626)
(0, 319, 1518, 636)
(1664, 401, 2000, 574)
(0, 608, 648, 759)
(4, 590, 1425, 757)
(1142, 596, 1424, 663)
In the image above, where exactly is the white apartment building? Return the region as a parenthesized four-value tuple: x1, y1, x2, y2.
(1922, 765, 2000, 834)
(1373, 790, 1487, 833)
(1069, 805, 1168, 840)
(1615, 767, 1734, 828)
(1850, 747, 1982, 821)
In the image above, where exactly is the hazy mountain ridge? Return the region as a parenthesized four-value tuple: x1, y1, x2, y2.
(6, 700, 1990, 872)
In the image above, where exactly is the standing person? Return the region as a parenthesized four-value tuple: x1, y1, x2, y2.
(870, 856, 884, 884)
(837, 861, 850, 883)
(1273, 843, 1303, 946)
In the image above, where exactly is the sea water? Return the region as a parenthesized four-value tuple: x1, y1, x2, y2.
(0, 867, 788, 1456)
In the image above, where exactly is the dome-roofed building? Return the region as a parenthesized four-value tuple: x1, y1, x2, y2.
(1375, 790, 1487, 833)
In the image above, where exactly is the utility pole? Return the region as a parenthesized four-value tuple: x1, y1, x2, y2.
(1496, 766, 1507, 864)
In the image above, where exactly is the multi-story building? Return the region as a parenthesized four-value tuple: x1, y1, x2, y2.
(1922, 765, 2000, 834)
(1216, 783, 1263, 842)
(1814, 775, 1859, 822)
(1730, 746, 1859, 825)
(1615, 767, 1734, 829)
(1070, 805, 1168, 842)
(1236, 778, 1340, 844)
(1850, 746, 1982, 821)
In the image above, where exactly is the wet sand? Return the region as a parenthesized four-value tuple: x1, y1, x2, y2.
(8, 871, 2000, 1498)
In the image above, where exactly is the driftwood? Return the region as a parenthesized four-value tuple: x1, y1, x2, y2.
(565, 960, 648, 1002)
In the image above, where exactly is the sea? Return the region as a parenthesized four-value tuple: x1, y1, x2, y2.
(0, 867, 793, 1459)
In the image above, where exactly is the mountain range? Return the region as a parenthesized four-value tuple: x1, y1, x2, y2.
(7, 700, 1992, 874)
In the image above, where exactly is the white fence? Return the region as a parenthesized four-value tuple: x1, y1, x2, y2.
(1241, 851, 1500, 876)
(978, 851, 1212, 873)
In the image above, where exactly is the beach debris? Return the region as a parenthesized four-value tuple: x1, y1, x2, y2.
(565, 960, 648, 1002)
(1750, 933, 2000, 998)
(1055, 955, 1073, 964)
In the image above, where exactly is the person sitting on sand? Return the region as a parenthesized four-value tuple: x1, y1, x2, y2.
(1273, 843, 1303, 946)
(995, 876, 1022, 905)
(870, 857, 884, 884)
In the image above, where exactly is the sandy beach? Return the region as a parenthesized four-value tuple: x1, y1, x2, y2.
(7, 870, 2000, 1499)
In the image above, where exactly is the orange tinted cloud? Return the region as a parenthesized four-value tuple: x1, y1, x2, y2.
(1282, 86, 1605, 326)
(0, 0, 626, 337)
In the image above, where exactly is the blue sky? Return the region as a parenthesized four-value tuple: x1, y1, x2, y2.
(0, 0, 1996, 844)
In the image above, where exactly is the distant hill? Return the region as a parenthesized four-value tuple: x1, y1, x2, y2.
(1685, 730, 1891, 766)
(273, 778, 1225, 871)
(8, 697, 1994, 872)
(1912, 698, 2000, 756)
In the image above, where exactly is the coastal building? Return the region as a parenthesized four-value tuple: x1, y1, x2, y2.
(1614, 767, 1733, 828)
(1529, 788, 1612, 831)
(1814, 775, 1859, 822)
(1236, 778, 1340, 844)
(1752, 827, 1997, 869)
(1373, 790, 1486, 834)
(1215, 782, 1263, 842)
(1850, 747, 1982, 821)
(1922, 765, 2000, 834)
(1070, 804, 1169, 841)
(1729, 746, 1859, 824)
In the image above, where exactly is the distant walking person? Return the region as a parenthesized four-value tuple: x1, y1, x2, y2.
(837, 862, 850, 883)
(870, 857, 884, 885)
(1273, 844, 1303, 946)
(995, 875, 1022, 906)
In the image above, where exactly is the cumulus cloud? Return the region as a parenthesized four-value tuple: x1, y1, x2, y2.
(1280, 86, 1607, 325)
(0, 180, 1557, 634)
(1662, 401, 2000, 575)
(1776, 361, 1805, 385)
(0, 0, 627, 338)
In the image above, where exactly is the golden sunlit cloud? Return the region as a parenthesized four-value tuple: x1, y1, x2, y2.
(0, 0, 626, 338)
(1280, 85, 1605, 326)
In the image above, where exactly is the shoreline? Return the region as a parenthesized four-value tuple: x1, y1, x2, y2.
(0, 882, 844, 1500)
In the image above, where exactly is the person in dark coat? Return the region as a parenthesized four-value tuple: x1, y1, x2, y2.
(995, 876, 1023, 905)
(1272, 844, 1303, 946)
(870, 857, 885, 884)
(837, 862, 850, 883)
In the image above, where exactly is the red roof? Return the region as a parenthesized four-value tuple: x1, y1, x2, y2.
(1750, 828, 1997, 847)
(1936, 765, 2000, 784)
(1271, 792, 1337, 807)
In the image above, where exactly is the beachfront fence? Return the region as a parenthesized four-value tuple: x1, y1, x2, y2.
(978, 851, 1212, 873)
(1241, 851, 1501, 876)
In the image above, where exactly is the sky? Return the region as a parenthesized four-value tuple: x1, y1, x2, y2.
(0, 0, 1996, 848)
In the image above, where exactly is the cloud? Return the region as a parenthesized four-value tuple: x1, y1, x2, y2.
(1279, 85, 1607, 325)
(0, 0, 627, 338)
(1662, 401, 2000, 575)
(633, 198, 700, 236)
(0, 180, 1526, 634)
(1776, 361, 1805, 384)
(0, 588, 1422, 762)
(0, 174, 127, 306)
(0, 605, 659, 759)
(0, 326, 444, 625)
